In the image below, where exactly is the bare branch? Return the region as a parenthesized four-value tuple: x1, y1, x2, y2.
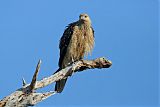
(35, 57, 112, 89)
(0, 57, 112, 107)
(22, 78, 27, 86)
(29, 60, 41, 92)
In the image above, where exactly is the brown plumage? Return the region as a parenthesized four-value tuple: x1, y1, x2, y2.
(55, 13, 95, 93)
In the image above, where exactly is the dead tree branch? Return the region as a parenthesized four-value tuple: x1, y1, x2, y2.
(0, 57, 112, 107)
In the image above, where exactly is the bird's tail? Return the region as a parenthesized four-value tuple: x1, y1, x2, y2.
(55, 78, 68, 93)
(54, 68, 68, 93)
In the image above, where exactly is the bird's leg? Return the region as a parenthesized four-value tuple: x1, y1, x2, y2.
(68, 57, 75, 76)
(71, 57, 75, 64)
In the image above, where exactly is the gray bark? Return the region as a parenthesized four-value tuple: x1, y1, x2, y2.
(0, 57, 112, 107)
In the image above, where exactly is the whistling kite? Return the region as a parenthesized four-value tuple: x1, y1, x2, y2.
(55, 13, 95, 93)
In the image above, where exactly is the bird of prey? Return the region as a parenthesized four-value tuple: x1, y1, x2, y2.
(55, 13, 95, 93)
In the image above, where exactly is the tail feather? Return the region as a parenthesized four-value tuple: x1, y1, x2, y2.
(54, 68, 67, 93)
(55, 79, 68, 93)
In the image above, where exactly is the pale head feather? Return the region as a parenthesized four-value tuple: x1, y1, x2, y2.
(79, 13, 91, 24)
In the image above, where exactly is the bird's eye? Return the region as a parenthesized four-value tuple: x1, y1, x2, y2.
(85, 16, 87, 18)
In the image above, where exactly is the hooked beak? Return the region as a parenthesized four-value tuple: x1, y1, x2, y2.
(79, 16, 86, 21)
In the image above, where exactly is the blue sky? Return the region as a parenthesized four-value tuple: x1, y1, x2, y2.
(0, 0, 159, 107)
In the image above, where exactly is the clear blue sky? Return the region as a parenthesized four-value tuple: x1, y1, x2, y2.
(0, 0, 159, 107)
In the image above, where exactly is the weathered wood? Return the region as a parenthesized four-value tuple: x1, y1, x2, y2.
(22, 78, 27, 86)
(0, 57, 112, 107)
(29, 60, 41, 92)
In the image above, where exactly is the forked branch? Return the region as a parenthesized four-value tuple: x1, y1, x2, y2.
(0, 57, 112, 107)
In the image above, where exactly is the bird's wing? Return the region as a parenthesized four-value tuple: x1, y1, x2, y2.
(58, 22, 77, 68)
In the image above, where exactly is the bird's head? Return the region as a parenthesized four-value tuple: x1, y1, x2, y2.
(79, 13, 91, 24)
